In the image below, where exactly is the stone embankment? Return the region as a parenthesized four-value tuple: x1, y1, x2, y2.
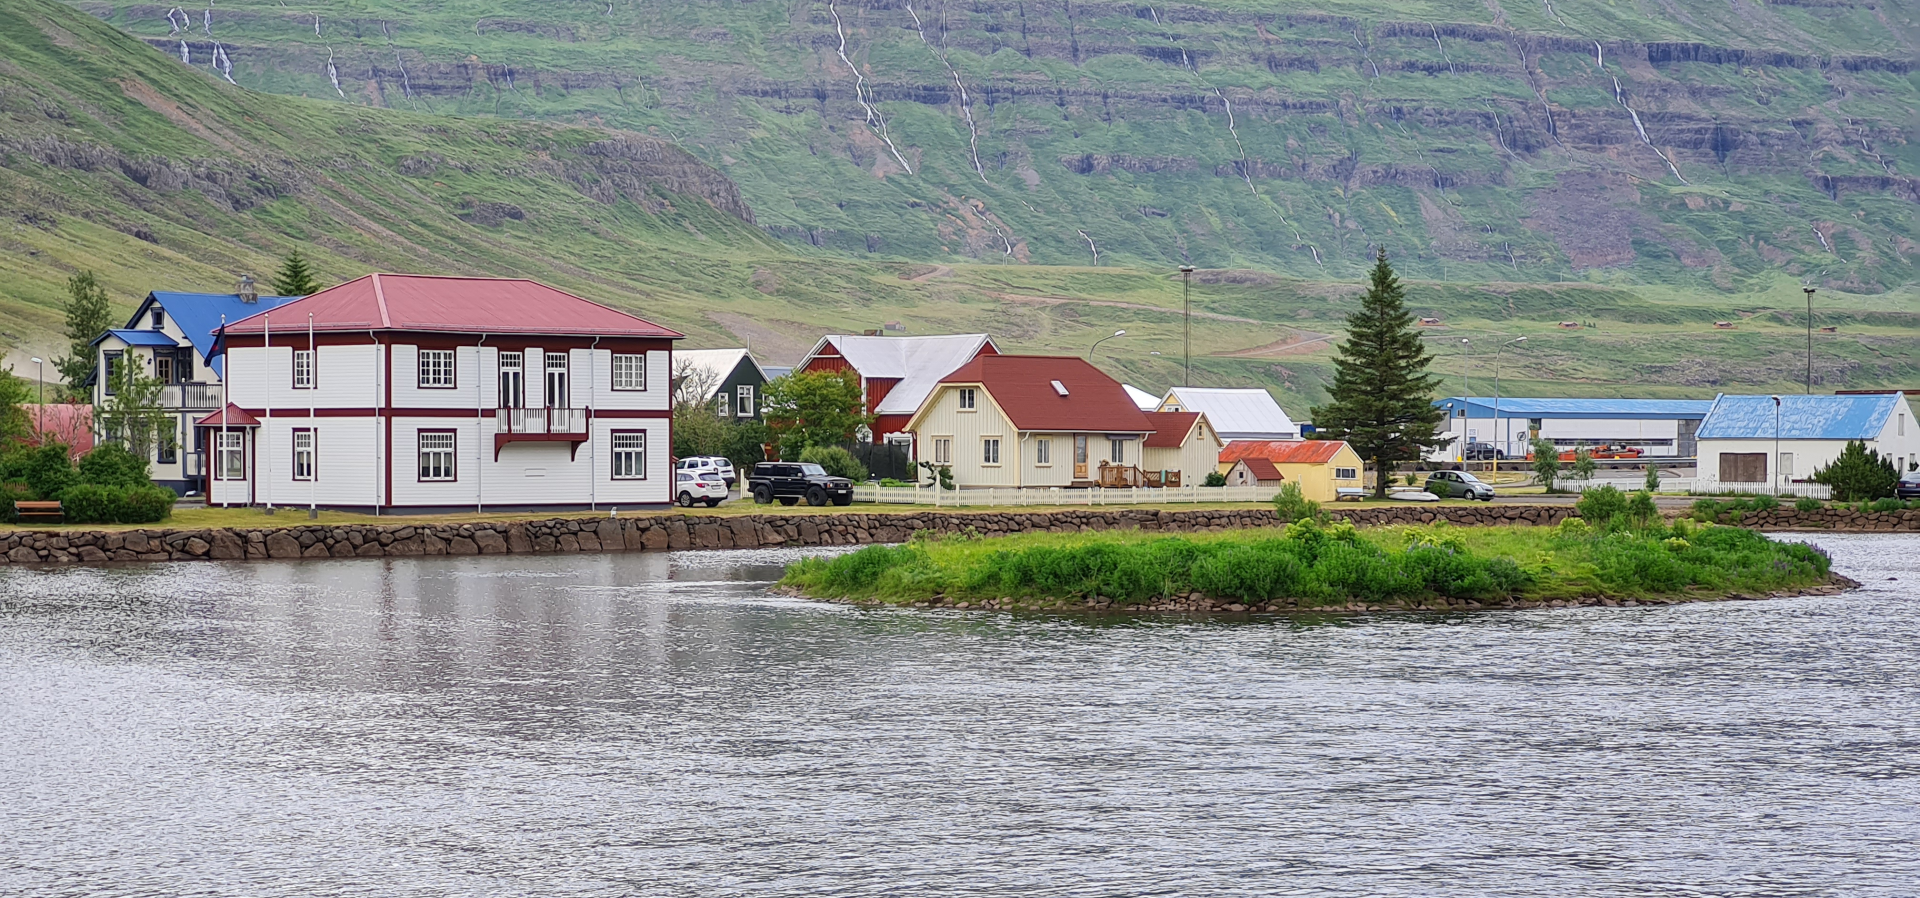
(0, 504, 1911, 566)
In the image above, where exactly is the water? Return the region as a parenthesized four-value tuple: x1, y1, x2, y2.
(3, 535, 1917, 897)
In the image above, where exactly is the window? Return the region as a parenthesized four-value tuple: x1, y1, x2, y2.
(150, 308, 164, 330)
(1718, 452, 1767, 484)
(102, 351, 122, 395)
(612, 353, 646, 391)
(293, 349, 315, 389)
(545, 353, 569, 408)
(1335, 467, 1359, 480)
(1779, 453, 1794, 481)
(1036, 438, 1051, 465)
(611, 431, 646, 479)
(154, 354, 174, 385)
(292, 429, 316, 481)
(737, 384, 754, 417)
(216, 431, 245, 480)
(156, 427, 177, 465)
(418, 349, 455, 388)
(1110, 438, 1126, 465)
(1901, 413, 1907, 437)
(982, 438, 1001, 465)
(418, 431, 456, 481)
(716, 393, 732, 419)
(933, 438, 953, 465)
(498, 352, 524, 408)
(958, 388, 976, 410)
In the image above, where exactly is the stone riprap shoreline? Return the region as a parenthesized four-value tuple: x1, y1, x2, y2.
(1, 504, 1914, 566)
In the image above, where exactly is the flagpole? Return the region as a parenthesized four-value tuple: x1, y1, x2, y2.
(264, 313, 273, 514)
(219, 314, 229, 509)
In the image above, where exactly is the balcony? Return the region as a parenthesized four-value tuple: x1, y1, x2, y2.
(495, 407, 589, 459)
(159, 383, 225, 410)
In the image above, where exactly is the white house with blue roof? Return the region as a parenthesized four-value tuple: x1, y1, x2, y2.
(89, 280, 301, 494)
(1695, 393, 1920, 491)
(1429, 397, 1716, 462)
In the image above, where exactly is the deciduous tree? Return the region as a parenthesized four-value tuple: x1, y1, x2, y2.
(96, 360, 172, 465)
(761, 370, 872, 458)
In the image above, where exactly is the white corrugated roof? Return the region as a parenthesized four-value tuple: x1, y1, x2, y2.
(1123, 384, 1160, 410)
(1160, 387, 1298, 439)
(809, 333, 997, 416)
(674, 348, 761, 400)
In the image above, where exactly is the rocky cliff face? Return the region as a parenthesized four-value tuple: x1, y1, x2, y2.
(77, 0, 1920, 290)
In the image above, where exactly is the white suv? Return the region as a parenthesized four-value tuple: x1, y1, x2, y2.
(674, 471, 729, 508)
(676, 456, 736, 486)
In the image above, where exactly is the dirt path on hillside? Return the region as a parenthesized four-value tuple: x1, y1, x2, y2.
(1217, 330, 1335, 357)
(986, 291, 1265, 325)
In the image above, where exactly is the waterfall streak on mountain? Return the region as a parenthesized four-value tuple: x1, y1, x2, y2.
(828, 0, 912, 174)
(904, 1, 984, 181)
(1432, 24, 1456, 74)
(313, 13, 320, 37)
(1484, 100, 1522, 159)
(326, 47, 344, 98)
(166, 7, 186, 35)
(1609, 74, 1687, 183)
(1078, 230, 1099, 265)
(1543, 1, 1568, 27)
(203, 3, 211, 37)
(382, 21, 417, 106)
(213, 42, 235, 84)
(1594, 41, 1603, 69)
(1355, 30, 1381, 79)
(1815, 227, 1835, 255)
(1214, 88, 1255, 194)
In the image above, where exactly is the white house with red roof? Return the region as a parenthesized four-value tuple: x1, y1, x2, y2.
(905, 355, 1223, 488)
(201, 274, 681, 512)
(1140, 411, 1223, 486)
(796, 333, 998, 447)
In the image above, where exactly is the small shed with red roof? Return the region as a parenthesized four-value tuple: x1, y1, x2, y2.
(1218, 439, 1364, 501)
(1140, 410, 1222, 486)
(1224, 457, 1286, 487)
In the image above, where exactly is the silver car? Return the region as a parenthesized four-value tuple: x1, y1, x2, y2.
(1424, 469, 1496, 501)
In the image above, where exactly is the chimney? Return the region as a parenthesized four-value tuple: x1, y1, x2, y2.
(238, 274, 258, 303)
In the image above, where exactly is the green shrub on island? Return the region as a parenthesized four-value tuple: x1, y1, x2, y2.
(782, 516, 1832, 608)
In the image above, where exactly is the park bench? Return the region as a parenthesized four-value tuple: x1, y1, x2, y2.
(1335, 488, 1368, 502)
(15, 500, 63, 524)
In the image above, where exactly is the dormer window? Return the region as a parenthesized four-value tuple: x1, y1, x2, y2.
(150, 309, 165, 330)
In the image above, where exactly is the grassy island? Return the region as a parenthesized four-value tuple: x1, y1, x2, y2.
(780, 515, 1840, 612)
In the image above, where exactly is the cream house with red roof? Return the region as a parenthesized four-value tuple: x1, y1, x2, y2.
(905, 355, 1169, 488)
(1140, 411, 1223, 487)
(203, 274, 681, 512)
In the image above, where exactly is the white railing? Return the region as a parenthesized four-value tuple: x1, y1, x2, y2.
(159, 383, 224, 409)
(853, 484, 1283, 507)
(496, 407, 588, 435)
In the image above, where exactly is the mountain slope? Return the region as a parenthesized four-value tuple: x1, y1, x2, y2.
(72, 0, 1920, 292)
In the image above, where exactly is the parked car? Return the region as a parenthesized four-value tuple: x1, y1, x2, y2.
(1898, 470, 1920, 501)
(677, 455, 736, 486)
(675, 471, 728, 507)
(1463, 444, 1505, 461)
(748, 462, 854, 507)
(1424, 469, 1496, 501)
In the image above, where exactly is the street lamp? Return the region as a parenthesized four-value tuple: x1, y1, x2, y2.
(1803, 286, 1816, 394)
(1491, 336, 1526, 476)
(1772, 394, 1783, 494)
(29, 357, 43, 443)
(1459, 338, 1471, 464)
(1179, 265, 1196, 385)
(1089, 329, 1126, 361)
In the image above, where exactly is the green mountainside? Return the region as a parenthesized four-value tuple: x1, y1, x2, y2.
(3, 0, 1918, 414)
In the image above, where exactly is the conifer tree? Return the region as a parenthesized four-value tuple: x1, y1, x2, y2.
(1309, 249, 1447, 497)
(55, 270, 113, 394)
(270, 250, 322, 296)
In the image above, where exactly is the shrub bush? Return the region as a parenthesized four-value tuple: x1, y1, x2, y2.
(1575, 485, 1628, 527)
(1202, 471, 1227, 487)
(1271, 481, 1323, 523)
(0, 482, 28, 523)
(1627, 490, 1658, 527)
(1795, 496, 1823, 512)
(799, 445, 868, 482)
(59, 483, 176, 524)
(77, 443, 152, 488)
(1811, 440, 1899, 502)
(7, 442, 78, 501)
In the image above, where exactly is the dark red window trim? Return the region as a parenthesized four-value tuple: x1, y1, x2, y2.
(417, 428, 458, 482)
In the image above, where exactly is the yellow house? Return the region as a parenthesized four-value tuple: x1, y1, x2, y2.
(1140, 411, 1223, 486)
(904, 355, 1160, 488)
(1217, 439, 1364, 501)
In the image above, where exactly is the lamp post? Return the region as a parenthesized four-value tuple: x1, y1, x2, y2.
(1089, 329, 1126, 361)
(1491, 336, 1525, 476)
(29, 357, 43, 442)
(1179, 265, 1195, 386)
(1460, 338, 1470, 465)
(1803, 286, 1815, 394)
(1772, 394, 1782, 494)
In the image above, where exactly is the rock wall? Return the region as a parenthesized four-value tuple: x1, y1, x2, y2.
(0, 504, 1912, 566)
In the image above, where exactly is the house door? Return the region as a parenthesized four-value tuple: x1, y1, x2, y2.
(545, 353, 569, 408)
(499, 352, 524, 408)
(1074, 435, 1088, 479)
(1718, 452, 1767, 483)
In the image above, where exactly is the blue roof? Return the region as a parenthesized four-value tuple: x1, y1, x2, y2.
(1697, 393, 1901, 441)
(1434, 397, 1715, 419)
(138, 291, 302, 377)
(94, 329, 181, 347)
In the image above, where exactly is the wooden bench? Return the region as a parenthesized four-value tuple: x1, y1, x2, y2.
(1335, 488, 1369, 502)
(15, 500, 63, 523)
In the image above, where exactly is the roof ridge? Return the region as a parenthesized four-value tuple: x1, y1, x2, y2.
(370, 273, 392, 329)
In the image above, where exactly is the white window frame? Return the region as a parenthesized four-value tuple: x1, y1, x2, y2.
(418, 431, 457, 481)
(611, 431, 646, 479)
(292, 349, 315, 389)
(932, 437, 953, 465)
(611, 353, 647, 391)
(498, 351, 524, 408)
(1036, 438, 1051, 466)
(216, 431, 245, 480)
(292, 429, 316, 481)
(1335, 467, 1358, 480)
(1110, 438, 1126, 465)
(716, 392, 732, 419)
(958, 388, 976, 411)
(737, 384, 754, 417)
(982, 437, 1001, 466)
(418, 349, 455, 389)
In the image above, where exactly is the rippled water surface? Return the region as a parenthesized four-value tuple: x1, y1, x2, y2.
(3, 534, 1918, 897)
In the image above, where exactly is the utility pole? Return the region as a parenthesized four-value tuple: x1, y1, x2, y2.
(1772, 395, 1783, 493)
(1179, 266, 1195, 386)
(1460, 338, 1470, 465)
(1803, 286, 1816, 394)
(1491, 336, 1525, 476)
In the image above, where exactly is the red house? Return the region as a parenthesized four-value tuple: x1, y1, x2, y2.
(796, 333, 998, 447)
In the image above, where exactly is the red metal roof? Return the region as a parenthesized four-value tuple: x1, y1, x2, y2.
(218, 274, 683, 338)
(1219, 439, 1348, 465)
(194, 404, 260, 427)
(1142, 411, 1201, 448)
(1237, 457, 1285, 481)
(939, 355, 1153, 433)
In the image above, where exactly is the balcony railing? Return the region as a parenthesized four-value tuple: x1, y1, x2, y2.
(159, 383, 224, 410)
(496, 407, 588, 435)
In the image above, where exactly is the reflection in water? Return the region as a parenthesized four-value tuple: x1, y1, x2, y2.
(2, 536, 1918, 896)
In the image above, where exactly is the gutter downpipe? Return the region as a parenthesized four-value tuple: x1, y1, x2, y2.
(308, 313, 316, 520)
(263, 314, 273, 515)
(219, 315, 229, 508)
(589, 336, 601, 512)
(371, 330, 381, 517)
(477, 334, 488, 516)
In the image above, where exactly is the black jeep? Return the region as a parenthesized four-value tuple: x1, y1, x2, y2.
(748, 462, 855, 506)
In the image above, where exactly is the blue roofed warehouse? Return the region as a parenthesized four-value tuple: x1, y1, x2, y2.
(1428, 397, 1716, 463)
(1695, 393, 1920, 490)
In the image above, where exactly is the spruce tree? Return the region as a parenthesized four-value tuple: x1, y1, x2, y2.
(55, 270, 113, 394)
(270, 250, 322, 296)
(1309, 249, 1447, 497)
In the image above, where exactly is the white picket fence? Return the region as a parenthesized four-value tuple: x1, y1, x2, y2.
(1555, 477, 1832, 499)
(853, 484, 1283, 507)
